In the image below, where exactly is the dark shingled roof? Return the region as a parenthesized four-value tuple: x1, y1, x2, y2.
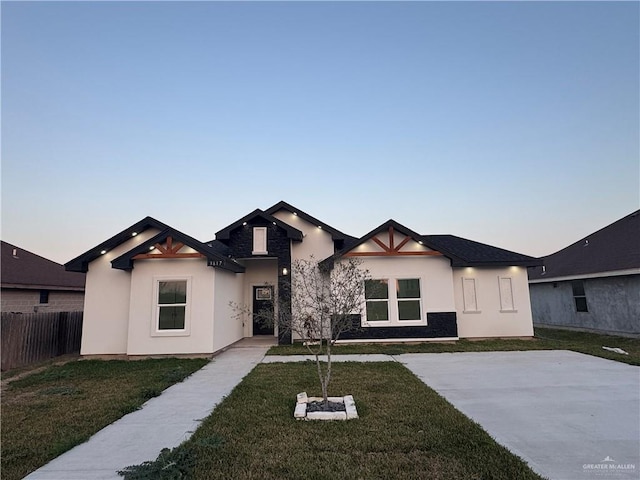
(528, 210, 640, 281)
(2, 241, 85, 290)
(424, 235, 541, 267)
(206, 240, 232, 257)
(320, 220, 541, 269)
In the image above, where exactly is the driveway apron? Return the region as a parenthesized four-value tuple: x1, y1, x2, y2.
(397, 350, 640, 480)
(24, 345, 269, 480)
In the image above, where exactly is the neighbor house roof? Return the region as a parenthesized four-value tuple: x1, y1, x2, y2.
(111, 227, 244, 273)
(215, 209, 303, 243)
(2, 241, 85, 291)
(66, 217, 170, 273)
(528, 209, 640, 282)
(320, 219, 541, 269)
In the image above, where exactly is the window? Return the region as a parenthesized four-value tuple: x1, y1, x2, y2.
(157, 280, 187, 330)
(572, 280, 588, 312)
(365, 279, 388, 321)
(498, 277, 516, 312)
(364, 278, 423, 324)
(462, 278, 479, 312)
(252, 227, 267, 255)
(397, 279, 421, 321)
(39, 290, 49, 304)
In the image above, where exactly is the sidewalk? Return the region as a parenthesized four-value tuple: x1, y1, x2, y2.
(24, 345, 269, 480)
(261, 354, 394, 363)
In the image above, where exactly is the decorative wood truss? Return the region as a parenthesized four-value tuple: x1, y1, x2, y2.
(132, 236, 205, 260)
(345, 227, 443, 257)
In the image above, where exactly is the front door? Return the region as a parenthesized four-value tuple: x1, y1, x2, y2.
(253, 286, 274, 335)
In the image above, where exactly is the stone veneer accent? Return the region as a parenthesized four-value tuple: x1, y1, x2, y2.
(224, 220, 293, 344)
(338, 312, 458, 340)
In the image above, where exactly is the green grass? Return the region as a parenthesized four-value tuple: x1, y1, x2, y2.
(1, 358, 208, 480)
(266, 327, 640, 366)
(126, 362, 545, 480)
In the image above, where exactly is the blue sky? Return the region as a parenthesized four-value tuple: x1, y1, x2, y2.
(2, 1, 638, 264)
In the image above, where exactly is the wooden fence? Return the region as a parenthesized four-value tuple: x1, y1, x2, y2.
(1, 311, 83, 371)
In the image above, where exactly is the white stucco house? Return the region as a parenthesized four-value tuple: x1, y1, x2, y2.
(65, 201, 541, 356)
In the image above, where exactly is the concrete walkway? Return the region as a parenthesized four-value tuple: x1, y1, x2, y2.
(396, 350, 640, 480)
(24, 345, 269, 480)
(261, 353, 393, 363)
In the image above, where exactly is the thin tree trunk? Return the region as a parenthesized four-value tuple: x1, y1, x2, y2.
(324, 340, 332, 410)
(315, 353, 329, 410)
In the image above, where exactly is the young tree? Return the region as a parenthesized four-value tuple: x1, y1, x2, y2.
(253, 257, 369, 410)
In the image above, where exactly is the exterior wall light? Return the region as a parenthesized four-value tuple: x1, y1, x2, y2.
(242, 222, 248, 226)
(282, 267, 288, 275)
(100, 250, 107, 255)
(131, 232, 137, 236)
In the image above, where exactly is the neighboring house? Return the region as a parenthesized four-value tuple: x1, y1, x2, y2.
(2, 241, 86, 313)
(65, 201, 541, 356)
(528, 210, 640, 337)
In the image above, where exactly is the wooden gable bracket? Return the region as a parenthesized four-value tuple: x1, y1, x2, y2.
(132, 236, 206, 260)
(346, 226, 443, 257)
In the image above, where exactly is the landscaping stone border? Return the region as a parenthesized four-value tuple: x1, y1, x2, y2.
(294, 392, 358, 420)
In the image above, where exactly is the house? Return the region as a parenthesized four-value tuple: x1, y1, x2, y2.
(65, 201, 541, 356)
(2, 241, 86, 313)
(528, 210, 640, 337)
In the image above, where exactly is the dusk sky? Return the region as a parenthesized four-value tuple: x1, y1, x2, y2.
(2, 1, 638, 265)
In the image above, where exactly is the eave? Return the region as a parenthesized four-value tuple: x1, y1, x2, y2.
(528, 268, 640, 284)
(1, 283, 85, 292)
(264, 201, 353, 243)
(65, 217, 171, 273)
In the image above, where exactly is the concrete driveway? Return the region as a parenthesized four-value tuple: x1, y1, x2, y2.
(397, 350, 640, 480)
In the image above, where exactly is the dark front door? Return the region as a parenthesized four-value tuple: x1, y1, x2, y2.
(253, 286, 274, 335)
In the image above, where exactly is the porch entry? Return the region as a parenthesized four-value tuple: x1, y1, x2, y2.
(252, 285, 274, 335)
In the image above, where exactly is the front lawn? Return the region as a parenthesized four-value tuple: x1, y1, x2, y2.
(122, 362, 545, 480)
(266, 327, 640, 366)
(1, 358, 208, 480)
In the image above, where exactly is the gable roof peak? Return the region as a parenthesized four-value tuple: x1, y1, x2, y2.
(215, 208, 303, 242)
(65, 216, 172, 272)
(264, 200, 352, 241)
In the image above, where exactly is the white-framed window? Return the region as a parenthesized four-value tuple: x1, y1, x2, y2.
(498, 277, 516, 312)
(396, 278, 421, 321)
(365, 279, 389, 321)
(152, 277, 191, 336)
(252, 227, 267, 255)
(364, 277, 423, 325)
(462, 278, 480, 313)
